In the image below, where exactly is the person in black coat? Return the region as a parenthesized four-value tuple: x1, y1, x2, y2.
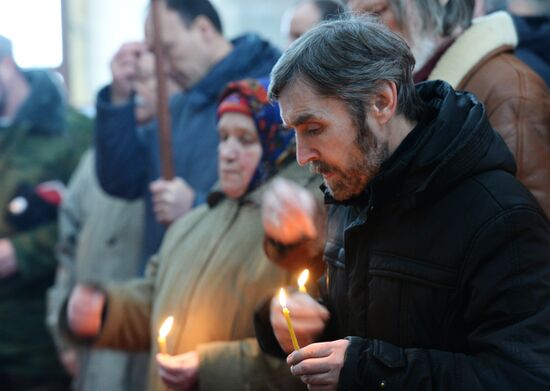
(255, 15, 550, 390)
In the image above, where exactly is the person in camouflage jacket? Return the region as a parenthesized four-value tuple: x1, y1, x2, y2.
(0, 35, 91, 390)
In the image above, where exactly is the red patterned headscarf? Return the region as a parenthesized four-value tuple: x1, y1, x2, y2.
(217, 78, 295, 193)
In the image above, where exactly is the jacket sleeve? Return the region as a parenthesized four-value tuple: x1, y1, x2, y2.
(92, 253, 160, 352)
(11, 222, 58, 282)
(338, 207, 550, 390)
(485, 71, 550, 219)
(197, 338, 306, 391)
(94, 85, 148, 200)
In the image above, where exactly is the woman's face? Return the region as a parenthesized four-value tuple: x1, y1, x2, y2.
(218, 112, 262, 199)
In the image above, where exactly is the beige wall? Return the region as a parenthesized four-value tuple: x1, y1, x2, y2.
(66, 0, 149, 109)
(66, 0, 295, 110)
(212, 0, 294, 46)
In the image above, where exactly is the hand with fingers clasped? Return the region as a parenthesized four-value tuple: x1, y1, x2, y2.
(262, 178, 318, 245)
(67, 284, 106, 338)
(110, 41, 147, 104)
(156, 351, 199, 391)
(150, 177, 195, 225)
(270, 290, 330, 354)
(288, 339, 350, 391)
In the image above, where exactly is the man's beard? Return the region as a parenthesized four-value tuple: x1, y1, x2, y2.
(403, 20, 440, 72)
(310, 124, 389, 201)
(410, 35, 439, 72)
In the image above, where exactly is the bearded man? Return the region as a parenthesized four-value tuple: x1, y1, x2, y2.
(255, 16, 550, 391)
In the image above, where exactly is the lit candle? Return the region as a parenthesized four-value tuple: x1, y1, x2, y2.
(297, 269, 309, 294)
(157, 316, 174, 355)
(279, 288, 300, 351)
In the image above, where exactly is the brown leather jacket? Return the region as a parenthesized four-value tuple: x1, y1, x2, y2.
(429, 11, 550, 217)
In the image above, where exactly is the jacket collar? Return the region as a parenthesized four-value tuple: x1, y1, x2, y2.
(323, 81, 516, 210)
(190, 34, 280, 101)
(428, 11, 518, 88)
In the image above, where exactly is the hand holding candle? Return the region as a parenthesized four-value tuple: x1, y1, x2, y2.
(158, 316, 174, 355)
(270, 288, 330, 353)
(279, 288, 300, 351)
(298, 269, 309, 294)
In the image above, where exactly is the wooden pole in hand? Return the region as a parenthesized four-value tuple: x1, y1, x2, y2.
(151, 0, 175, 180)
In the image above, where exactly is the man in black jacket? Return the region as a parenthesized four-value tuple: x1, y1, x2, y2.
(256, 15, 550, 390)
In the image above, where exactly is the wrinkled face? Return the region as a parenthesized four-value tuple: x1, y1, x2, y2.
(288, 2, 322, 46)
(279, 80, 388, 201)
(348, 0, 404, 36)
(133, 52, 157, 124)
(347, 0, 435, 69)
(218, 112, 263, 199)
(150, 2, 207, 89)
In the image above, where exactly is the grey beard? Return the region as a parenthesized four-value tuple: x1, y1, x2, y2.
(410, 35, 439, 72)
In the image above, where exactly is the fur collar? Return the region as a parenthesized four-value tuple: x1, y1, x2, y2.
(428, 11, 518, 88)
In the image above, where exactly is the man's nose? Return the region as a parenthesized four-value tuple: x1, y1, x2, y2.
(295, 136, 317, 166)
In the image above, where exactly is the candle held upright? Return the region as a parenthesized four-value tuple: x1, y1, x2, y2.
(298, 269, 309, 294)
(279, 288, 300, 351)
(157, 316, 174, 355)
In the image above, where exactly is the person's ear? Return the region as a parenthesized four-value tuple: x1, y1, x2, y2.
(368, 80, 398, 125)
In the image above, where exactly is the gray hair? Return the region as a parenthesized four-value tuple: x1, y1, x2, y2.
(269, 15, 421, 125)
(389, 0, 475, 36)
(0, 35, 13, 60)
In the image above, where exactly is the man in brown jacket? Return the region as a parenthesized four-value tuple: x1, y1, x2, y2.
(348, 0, 550, 217)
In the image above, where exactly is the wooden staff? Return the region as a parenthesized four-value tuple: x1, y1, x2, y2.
(151, 0, 175, 180)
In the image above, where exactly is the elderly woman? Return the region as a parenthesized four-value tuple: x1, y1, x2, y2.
(62, 79, 321, 391)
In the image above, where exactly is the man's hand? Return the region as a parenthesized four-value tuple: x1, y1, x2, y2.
(156, 351, 199, 391)
(288, 340, 350, 391)
(0, 239, 18, 278)
(270, 291, 330, 354)
(110, 41, 147, 104)
(262, 178, 317, 244)
(67, 284, 106, 338)
(150, 177, 195, 225)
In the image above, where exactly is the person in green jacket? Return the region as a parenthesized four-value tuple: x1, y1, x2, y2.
(0, 35, 91, 390)
(63, 79, 324, 391)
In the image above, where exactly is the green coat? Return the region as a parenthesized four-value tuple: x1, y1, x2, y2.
(0, 70, 91, 377)
(94, 162, 319, 391)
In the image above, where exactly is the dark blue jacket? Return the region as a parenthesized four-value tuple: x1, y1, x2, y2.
(95, 34, 280, 271)
(513, 15, 550, 87)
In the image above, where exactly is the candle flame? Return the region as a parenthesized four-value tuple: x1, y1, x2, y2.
(298, 269, 309, 289)
(279, 288, 287, 308)
(159, 316, 174, 338)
